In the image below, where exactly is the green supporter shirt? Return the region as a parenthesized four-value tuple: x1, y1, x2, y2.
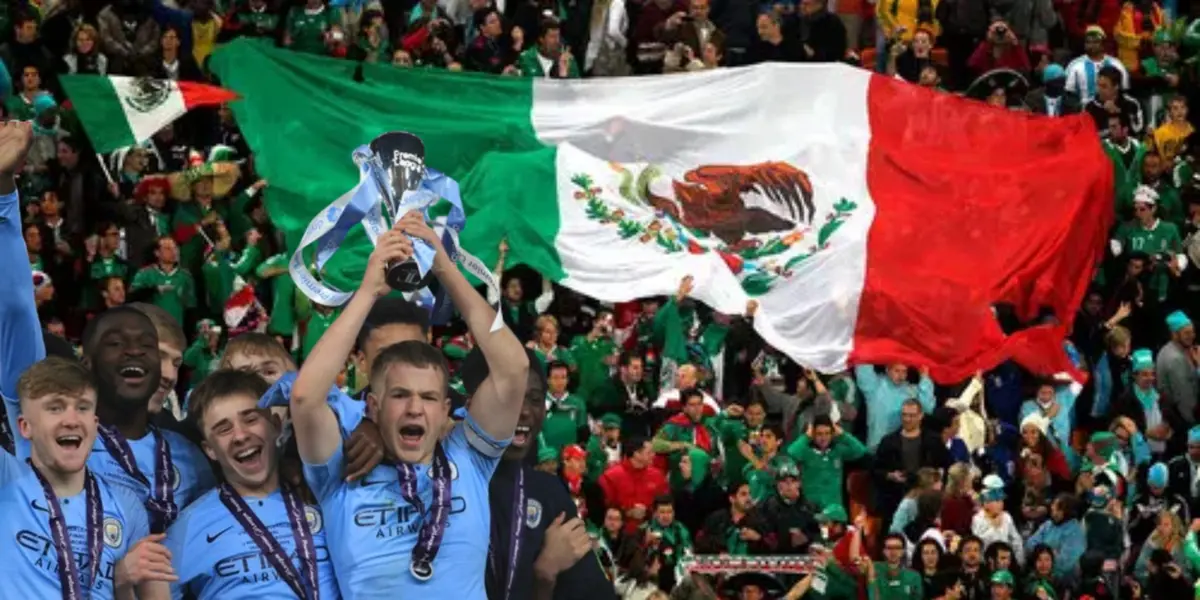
(868, 565, 923, 600)
(653, 297, 728, 379)
(287, 6, 336, 55)
(302, 309, 338, 361)
(653, 417, 728, 490)
(201, 246, 262, 316)
(585, 434, 617, 484)
(542, 392, 588, 452)
(85, 254, 129, 308)
(89, 255, 128, 282)
(130, 266, 197, 327)
(183, 338, 222, 388)
(1116, 218, 1183, 301)
(785, 432, 868, 510)
(1105, 139, 1146, 220)
(531, 344, 574, 373)
(172, 201, 229, 270)
(5, 94, 36, 121)
(721, 418, 767, 489)
(644, 520, 692, 567)
(256, 254, 296, 336)
(568, 334, 618, 401)
(238, 8, 279, 33)
(743, 456, 780, 505)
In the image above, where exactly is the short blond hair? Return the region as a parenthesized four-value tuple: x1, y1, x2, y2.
(1105, 325, 1131, 352)
(18, 357, 95, 407)
(129, 302, 186, 351)
(534, 315, 559, 334)
(220, 332, 296, 370)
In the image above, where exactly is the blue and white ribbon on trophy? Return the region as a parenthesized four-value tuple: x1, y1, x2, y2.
(289, 144, 504, 331)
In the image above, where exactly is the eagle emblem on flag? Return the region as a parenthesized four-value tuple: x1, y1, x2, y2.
(124, 77, 171, 113)
(571, 162, 858, 296)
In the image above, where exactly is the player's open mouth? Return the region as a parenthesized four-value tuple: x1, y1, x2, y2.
(119, 366, 148, 385)
(233, 446, 263, 465)
(56, 435, 83, 449)
(399, 425, 425, 449)
(513, 425, 531, 447)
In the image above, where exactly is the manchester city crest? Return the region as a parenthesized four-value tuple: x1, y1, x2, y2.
(525, 499, 543, 529)
(123, 78, 171, 114)
(305, 506, 323, 534)
(103, 517, 123, 548)
(431, 461, 459, 481)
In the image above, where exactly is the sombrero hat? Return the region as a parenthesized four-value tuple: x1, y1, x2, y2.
(965, 68, 1030, 107)
(169, 150, 241, 201)
(720, 572, 785, 598)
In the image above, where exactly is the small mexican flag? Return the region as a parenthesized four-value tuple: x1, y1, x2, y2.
(61, 75, 238, 154)
(213, 40, 1112, 383)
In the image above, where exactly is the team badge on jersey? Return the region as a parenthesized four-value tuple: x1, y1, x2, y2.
(305, 505, 323, 534)
(103, 517, 123, 548)
(172, 465, 182, 491)
(525, 499, 543, 529)
(432, 461, 460, 481)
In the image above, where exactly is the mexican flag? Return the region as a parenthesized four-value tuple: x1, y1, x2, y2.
(60, 75, 238, 154)
(211, 39, 1112, 382)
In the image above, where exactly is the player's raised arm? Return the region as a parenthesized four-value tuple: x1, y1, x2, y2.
(0, 122, 42, 456)
(399, 211, 528, 441)
(290, 227, 414, 464)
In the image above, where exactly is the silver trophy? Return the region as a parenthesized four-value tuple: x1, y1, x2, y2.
(366, 131, 436, 292)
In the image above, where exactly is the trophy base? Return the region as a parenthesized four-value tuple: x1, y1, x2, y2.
(386, 260, 433, 292)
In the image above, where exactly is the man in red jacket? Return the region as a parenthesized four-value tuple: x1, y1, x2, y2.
(598, 436, 669, 533)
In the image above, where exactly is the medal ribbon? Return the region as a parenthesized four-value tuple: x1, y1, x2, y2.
(30, 464, 103, 600)
(395, 442, 452, 580)
(217, 483, 319, 600)
(488, 467, 524, 600)
(97, 424, 177, 533)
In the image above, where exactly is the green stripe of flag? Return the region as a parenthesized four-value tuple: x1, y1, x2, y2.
(60, 75, 138, 154)
(209, 39, 563, 293)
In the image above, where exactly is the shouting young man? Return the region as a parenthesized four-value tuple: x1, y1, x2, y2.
(165, 369, 339, 598)
(0, 356, 175, 599)
(290, 212, 528, 597)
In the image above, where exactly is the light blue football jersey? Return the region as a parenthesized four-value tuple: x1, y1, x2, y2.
(165, 486, 341, 600)
(258, 372, 365, 438)
(87, 428, 216, 515)
(304, 413, 509, 599)
(0, 452, 150, 599)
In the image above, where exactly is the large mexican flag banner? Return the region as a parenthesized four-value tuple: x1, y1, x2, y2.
(210, 39, 1112, 382)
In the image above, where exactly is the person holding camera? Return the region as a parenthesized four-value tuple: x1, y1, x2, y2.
(967, 20, 1030, 76)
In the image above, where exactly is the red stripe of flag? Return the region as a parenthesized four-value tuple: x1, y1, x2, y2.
(177, 81, 239, 110)
(852, 75, 1113, 383)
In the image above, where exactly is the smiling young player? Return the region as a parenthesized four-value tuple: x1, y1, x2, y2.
(165, 369, 340, 599)
(290, 212, 528, 598)
(75, 308, 216, 533)
(0, 124, 214, 530)
(0, 356, 176, 599)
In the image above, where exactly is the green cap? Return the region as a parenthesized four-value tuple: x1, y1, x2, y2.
(537, 445, 558, 463)
(1030, 580, 1057, 600)
(991, 571, 1015, 587)
(768, 456, 800, 480)
(600, 413, 622, 429)
(817, 505, 848, 523)
(1090, 431, 1118, 460)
